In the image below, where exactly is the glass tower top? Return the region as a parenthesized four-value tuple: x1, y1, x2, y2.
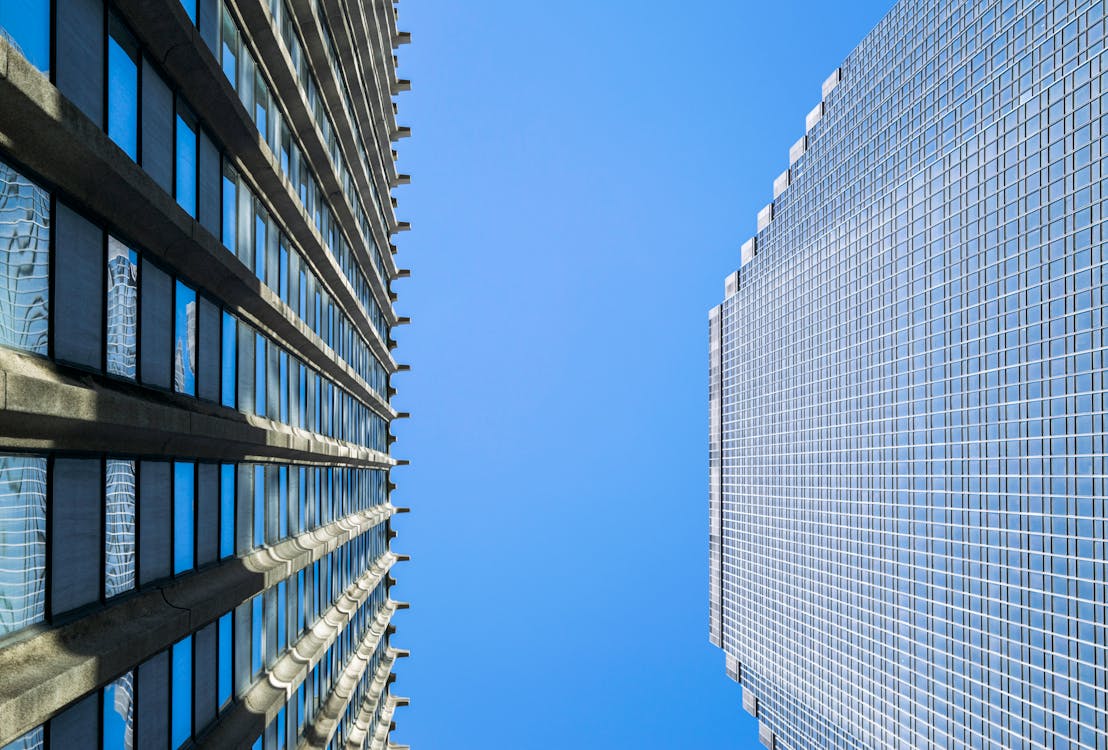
(710, 1, 1108, 748)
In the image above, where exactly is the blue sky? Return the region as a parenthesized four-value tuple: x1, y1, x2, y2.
(389, 2, 891, 747)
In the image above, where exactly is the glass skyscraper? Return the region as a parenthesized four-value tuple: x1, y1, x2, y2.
(0, 1, 411, 749)
(710, 1, 1108, 748)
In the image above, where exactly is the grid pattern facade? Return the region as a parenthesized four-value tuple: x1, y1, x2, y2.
(0, 0, 410, 747)
(711, 1, 1108, 748)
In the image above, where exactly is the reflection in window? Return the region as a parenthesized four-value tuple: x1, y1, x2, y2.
(106, 238, 138, 378)
(0, 1, 49, 73)
(221, 166, 237, 251)
(108, 15, 140, 160)
(220, 8, 238, 85)
(221, 311, 236, 408)
(173, 462, 194, 575)
(218, 612, 232, 708)
(253, 465, 264, 548)
(0, 726, 43, 750)
(220, 463, 234, 559)
(175, 106, 198, 218)
(171, 636, 192, 749)
(174, 281, 197, 396)
(0, 455, 46, 636)
(0, 160, 49, 355)
(104, 459, 136, 598)
(254, 334, 266, 417)
(251, 594, 263, 676)
(102, 671, 134, 750)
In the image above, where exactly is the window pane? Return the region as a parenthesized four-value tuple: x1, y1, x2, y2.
(253, 465, 263, 548)
(218, 611, 232, 708)
(0, 726, 43, 750)
(251, 594, 262, 676)
(107, 16, 139, 160)
(171, 636, 192, 749)
(178, 0, 196, 24)
(102, 671, 134, 750)
(104, 459, 136, 597)
(0, 160, 49, 355)
(175, 110, 197, 217)
(253, 205, 265, 283)
(173, 462, 195, 575)
(0, 1, 49, 73)
(219, 463, 234, 558)
(106, 238, 138, 378)
(0, 455, 46, 636)
(254, 334, 266, 417)
(221, 166, 237, 250)
(221, 311, 236, 408)
(219, 8, 238, 85)
(174, 281, 197, 395)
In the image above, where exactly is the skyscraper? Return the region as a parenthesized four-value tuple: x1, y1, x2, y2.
(710, 1, 1107, 748)
(0, 1, 411, 748)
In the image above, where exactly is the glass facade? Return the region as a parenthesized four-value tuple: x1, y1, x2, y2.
(711, 1, 1108, 748)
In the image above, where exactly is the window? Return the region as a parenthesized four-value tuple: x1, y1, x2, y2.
(218, 612, 232, 708)
(173, 462, 195, 575)
(0, 455, 46, 636)
(221, 165, 237, 251)
(175, 104, 198, 217)
(2, 726, 43, 750)
(104, 459, 136, 597)
(0, 159, 50, 355)
(220, 463, 234, 558)
(174, 281, 197, 396)
(102, 672, 134, 750)
(107, 15, 139, 160)
(178, 0, 197, 24)
(221, 311, 237, 407)
(251, 594, 263, 676)
(253, 464, 264, 548)
(106, 238, 138, 378)
(255, 334, 266, 417)
(254, 204, 266, 282)
(220, 8, 239, 85)
(171, 636, 192, 749)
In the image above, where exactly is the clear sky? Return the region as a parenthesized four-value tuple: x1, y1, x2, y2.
(389, 1, 892, 747)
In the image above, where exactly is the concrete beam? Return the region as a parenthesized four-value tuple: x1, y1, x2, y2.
(0, 506, 396, 745)
(0, 35, 397, 408)
(0, 348, 393, 469)
(337, 650, 398, 750)
(109, 0, 400, 347)
(194, 585, 400, 749)
(368, 696, 404, 750)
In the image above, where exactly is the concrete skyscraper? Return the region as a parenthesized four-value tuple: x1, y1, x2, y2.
(710, 1, 1107, 748)
(0, 0, 411, 748)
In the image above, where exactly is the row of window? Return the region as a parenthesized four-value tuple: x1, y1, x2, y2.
(1, 576, 391, 750)
(196, 0, 392, 335)
(0, 3, 391, 386)
(221, 161, 390, 390)
(0, 452, 388, 639)
(0, 157, 389, 450)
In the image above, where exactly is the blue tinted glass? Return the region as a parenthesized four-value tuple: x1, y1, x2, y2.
(104, 460, 136, 597)
(298, 271, 306, 317)
(276, 581, 286, 652)
(296, 570, 304, 633)
(174, 282, 197, 396)
(221, 312, 236, 408)
(173, 462, 195, 574)
(254, 214, 265, 282)
(171, 637, 192, 749)
(220, 12, 237, 85)
(220, 464, 234, 558)
(175, 114, 197, 217)
(298, 365, 306, 428)
(253, 465, 264, 547)
(279, 354, 288, 424)
(297, 469, 306, 534)
(0, 1, 49, 73)
(102, 672, 133, 750)
(0, 455, 46, 636)
(107, 19, 139, 159)
(218, 612, 232, 707)
(278, 467, 288, 539)
(221, 172, 236, 250)
(276, 707, 286, 750)
(106, 239, 138, 378)
(0, 159, 50, 355)
(278, 244, 288, 301)
(251, 595, 263, 676)
(254, 334, 266, 417)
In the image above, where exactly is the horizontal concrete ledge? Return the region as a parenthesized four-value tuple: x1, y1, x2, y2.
(0, 506, 395, 745)
(342, 651, 400, 750)
(194, 577, 399, 750)
(395, 174, 411, 186)
(393, 79, 411, 93)
(395, 221, 411, 232)
(368, 696, 403, 750)
(0, 35, 395, 406)
(394, 31, 411, 46)
(391, 127, 411, 140)
(0, 349, 394, 469)
(299, 620, 397, 749)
